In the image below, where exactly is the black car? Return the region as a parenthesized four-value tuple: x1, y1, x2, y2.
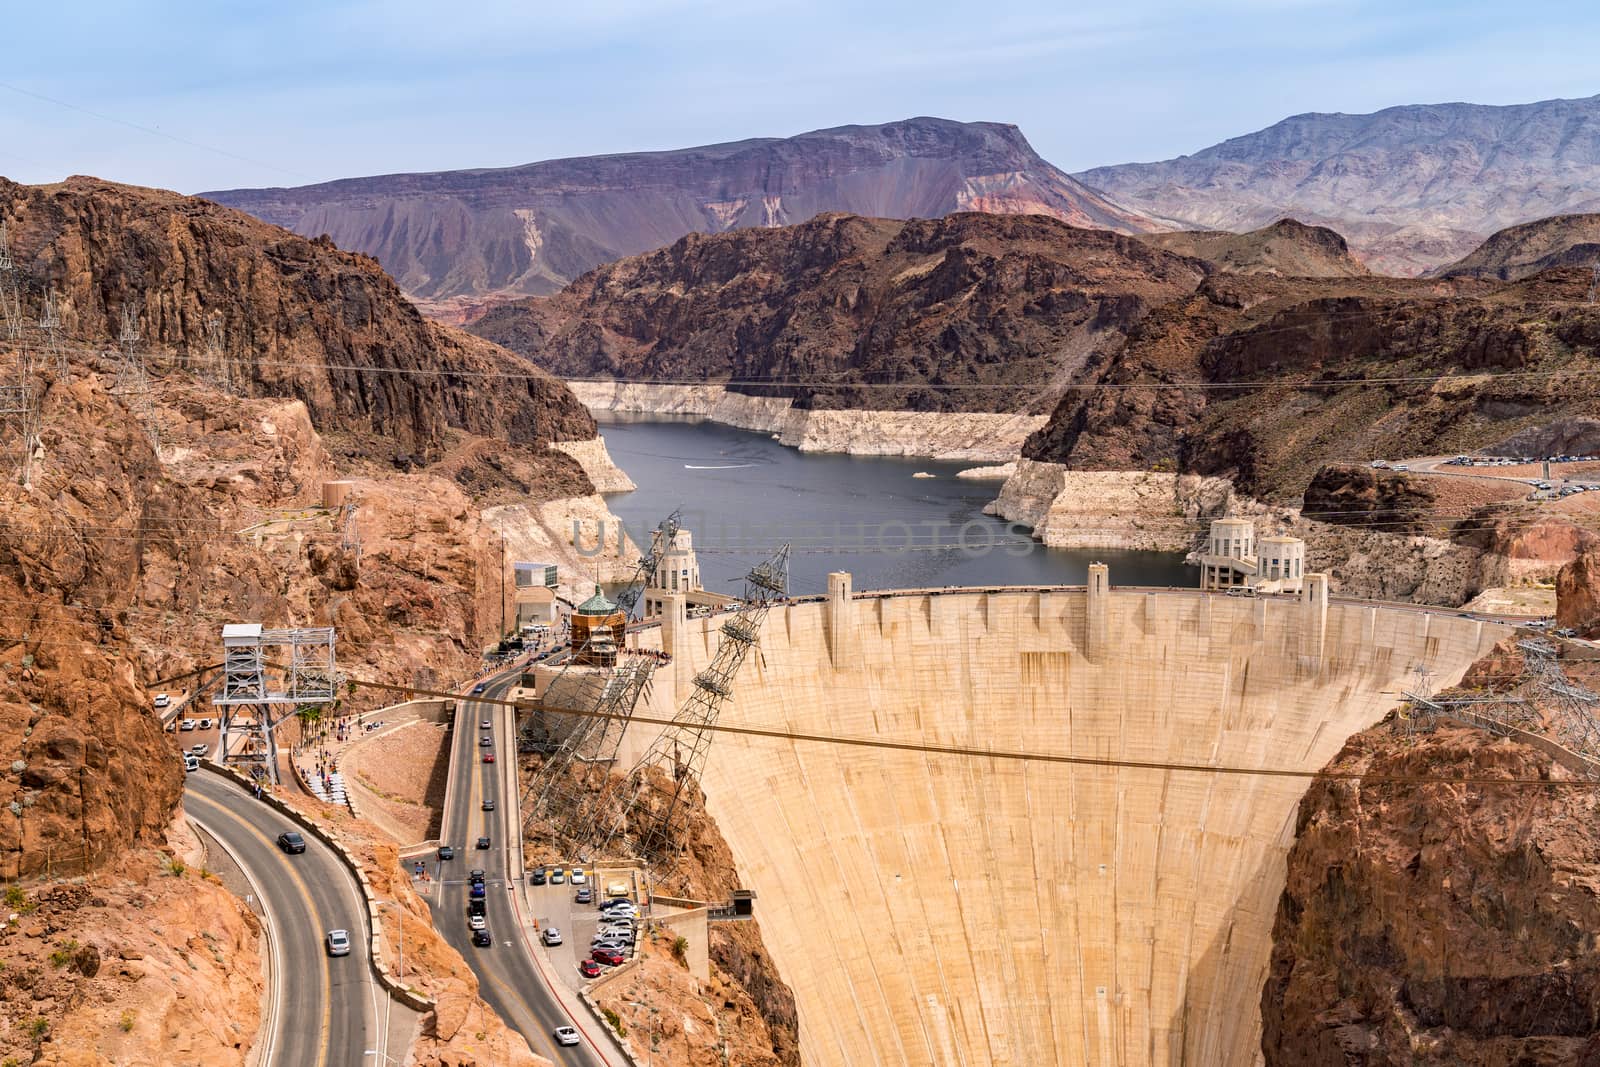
(471, 928, 492, 947)
(469, 868, 485, 883)
(471, 683, 486, 695)
(468, 898, 486, 917)
(476, 835, 490, 849)
(530, 867, 547, 886)
(437, 845, 455, 861)
(276, 831, 306, 854)
(481, 798, 495, 811)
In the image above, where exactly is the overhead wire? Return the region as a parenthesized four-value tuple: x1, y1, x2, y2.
(348, 676, 1600, 790)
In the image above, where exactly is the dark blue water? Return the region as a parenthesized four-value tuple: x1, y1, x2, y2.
(592, 413, 1195, 596)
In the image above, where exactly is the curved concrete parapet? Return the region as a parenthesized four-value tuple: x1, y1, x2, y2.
(659, 585, 1505, 1066)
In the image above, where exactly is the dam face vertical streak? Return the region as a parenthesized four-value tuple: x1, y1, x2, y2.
(661, 587, 1505, 1066)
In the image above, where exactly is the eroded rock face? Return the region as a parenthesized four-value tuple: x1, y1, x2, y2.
(1557, 545, 1600, 635)
(473, 211, 1206, 414)
(1302, 464, 1438, 535)
(0, 175, 596, 462)
(1024, 269, 1600, 503)
(1262, 720, 1600, 1065)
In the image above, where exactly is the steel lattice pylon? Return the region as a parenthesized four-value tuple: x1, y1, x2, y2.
(0, 224, 37, 486)
(213, 624, 339, 783)
(38, 288, 67, 380)
(593, 543, 790, 861)
(519, 511, 681, 843)
(108, 301, 160, 451)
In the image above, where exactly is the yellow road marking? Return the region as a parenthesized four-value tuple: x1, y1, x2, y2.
(481, 965, 563, 1059)
(187, 788, 335, 1067)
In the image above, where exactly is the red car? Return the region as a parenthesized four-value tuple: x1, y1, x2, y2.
(591, 947, 625, 966)
(482, 753, 495, 763)
(579, 959, 602, 979)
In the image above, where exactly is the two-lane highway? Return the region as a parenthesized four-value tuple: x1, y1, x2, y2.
(431, 671, 615, 1066)
(185, 770, 379, 1067)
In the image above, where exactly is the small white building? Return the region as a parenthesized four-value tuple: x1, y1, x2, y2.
(1199, 518, 1305, 594)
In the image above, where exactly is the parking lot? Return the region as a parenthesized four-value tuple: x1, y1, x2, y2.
(526, 866, 639, 993)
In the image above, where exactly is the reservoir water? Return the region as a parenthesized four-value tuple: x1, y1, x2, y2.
(593, 413, 1195, 596)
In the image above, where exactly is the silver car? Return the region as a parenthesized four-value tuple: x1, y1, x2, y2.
(325, 929, 351, 957)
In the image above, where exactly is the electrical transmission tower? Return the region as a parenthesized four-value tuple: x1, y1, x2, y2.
(39, 288, 67, 380)
(200, 312, 233, 393)
(108, 299, 159, 450)
(0, 223, 37, 486)
(520, 510, 682, 844)
(1589, 259, 1600, 305)
(593, 543, 789, 861)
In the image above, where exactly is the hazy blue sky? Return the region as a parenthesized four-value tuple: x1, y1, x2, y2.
(1, 0, 1596, 192)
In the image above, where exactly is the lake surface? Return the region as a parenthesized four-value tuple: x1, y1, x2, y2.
(593, 413, 1196, 596)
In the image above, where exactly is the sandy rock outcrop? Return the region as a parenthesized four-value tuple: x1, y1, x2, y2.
(548, 437, 636, 494)
(0, 854, 264, 1067)
(1262, 710, 1600, 1064)
(987, 458, 1235, 551)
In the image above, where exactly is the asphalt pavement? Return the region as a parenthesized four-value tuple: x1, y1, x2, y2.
(428, 670, 617, 1066)
(184, 770, 379, 1067)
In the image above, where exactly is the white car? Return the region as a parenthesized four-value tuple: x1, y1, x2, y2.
(569, 868, 586, 885)
(542, 927, 563, 946)
(153, 693, 170, 709)
(189, 744, 208, 757)
(325, 929, 351, 957)
(469, 914, 486, 931)
(183, 755, 199, 773)
(179, 719, 198, 732)
(553, 1026, 580, 1047)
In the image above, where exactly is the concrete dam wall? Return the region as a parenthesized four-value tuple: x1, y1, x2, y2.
(647, 576, 1507, 1066)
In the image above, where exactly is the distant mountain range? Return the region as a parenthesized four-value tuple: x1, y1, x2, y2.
(203, 118, 1156, 319)
(1076, 94, 1600, 276)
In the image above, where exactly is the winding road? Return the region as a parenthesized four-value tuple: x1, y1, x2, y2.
(184, 770, 381, 1067)
(427, 669, 620, 1066)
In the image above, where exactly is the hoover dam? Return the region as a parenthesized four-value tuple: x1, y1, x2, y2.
(642, 569, 1507, 1066)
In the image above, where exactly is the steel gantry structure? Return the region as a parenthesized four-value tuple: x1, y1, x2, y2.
(519, 510, 682, 843)
(593, 543, 790, 861)
(213, 624, 339, 781)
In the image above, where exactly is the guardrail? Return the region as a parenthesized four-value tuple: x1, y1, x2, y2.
(197, 762, 434, 1013)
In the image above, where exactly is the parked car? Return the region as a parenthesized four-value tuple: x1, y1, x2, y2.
(549, 868, 565, 885)
(153, 693, 170, 709)
(476, 835, 490, 849)
(189, 744, 208, 756)
(482, 753, 495, 764)
(437, 844, 455, 861)
(183, 755, 199, 772)
(569, 868, 586, 885)
(276, 831, 306, 855)
(198, 718, 214, 730)
(553, 1026, 581, 1047)
(482, 798, 496, 811)
(578, 959, 601, 979)
(592, 947, 625, 966)
(575, 887, 593, 904)
(601, 902, 637, 918)
(530, 867, 547, 886)
(472, 928, 492, 947)
(542, 927, 563, 946)
(325, 929, 351, 957)
(179, 719, 198, 732)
